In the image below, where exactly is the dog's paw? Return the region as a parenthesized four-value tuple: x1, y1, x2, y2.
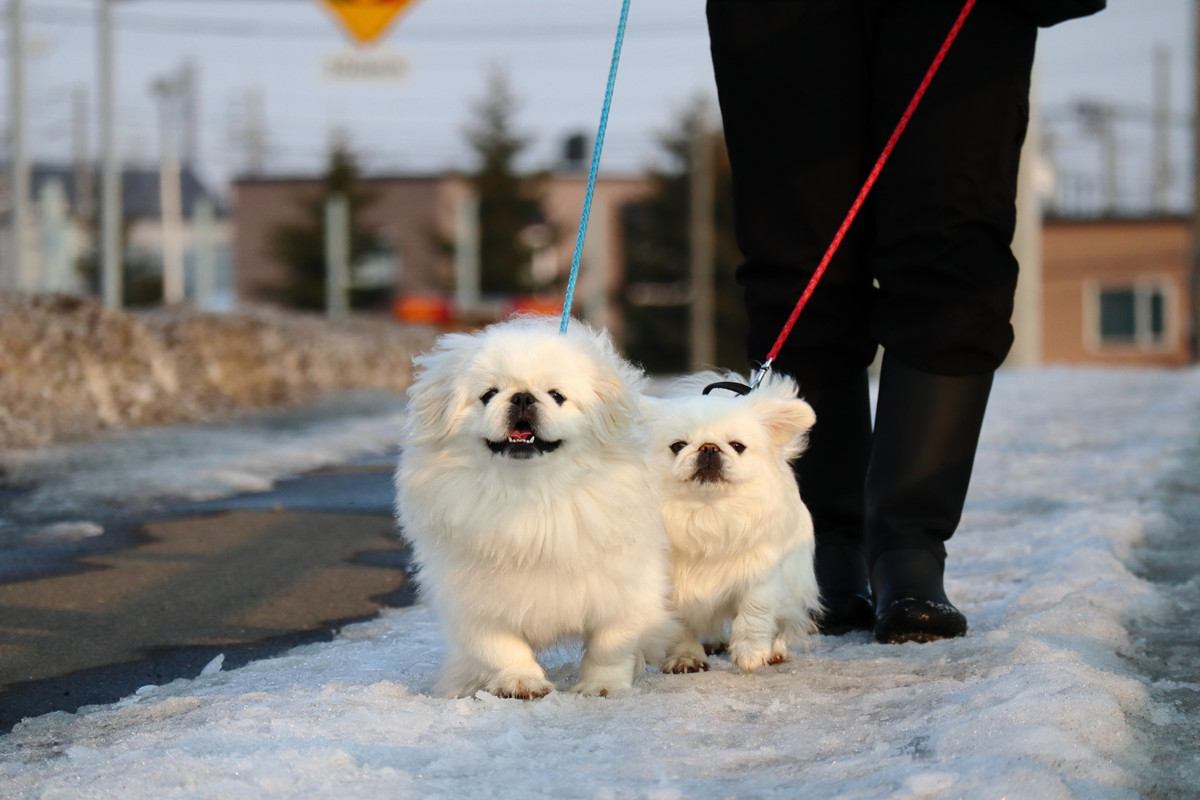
(487, 674, 554, 700)
(767, 639, 790, 665)
(571, 677, 632, 698)
(729, 642, 772, 673)
(661, 653, 710, 674)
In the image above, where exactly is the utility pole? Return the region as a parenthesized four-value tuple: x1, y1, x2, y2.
(72, 86, 94, 225)
(454, 188, 480, 312)
(1077, 100, 1119, 214)
(193, 199, 217, 310)
(98, 0, 122, 309)
(324, 193, 350, 318)
(1010, 74, 1043, 367)
(181, 61, 199, 169)
(1153, 45, 1172, 214)
(230, 89, 267, 177)
(7, 0, 30, 292)
(39, 180, 71, 292)
(689, 123, 716, 371)
(1191, 0, 1200, 360)
(153, 70, 186, 305)
(1099, 106, 1118, 214)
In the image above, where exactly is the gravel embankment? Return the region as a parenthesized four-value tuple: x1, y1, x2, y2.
(0, 293, 434, 449)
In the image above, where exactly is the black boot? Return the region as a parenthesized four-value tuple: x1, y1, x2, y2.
(788, 367, 874, 634)
(866, 355, 993, 644)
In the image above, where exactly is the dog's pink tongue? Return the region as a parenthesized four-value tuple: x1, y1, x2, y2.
(509, 429, 534, 441)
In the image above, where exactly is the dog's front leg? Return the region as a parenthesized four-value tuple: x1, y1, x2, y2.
(660, 627, 709, 674)
(448, 629, 553, 700)
(729, 591, 780, 673)
(574, 620, 642, 697)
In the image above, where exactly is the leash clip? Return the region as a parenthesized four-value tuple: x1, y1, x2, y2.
(749, 359, 774, 391)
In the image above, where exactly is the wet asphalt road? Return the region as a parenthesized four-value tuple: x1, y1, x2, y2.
(0, 459, 415, 733)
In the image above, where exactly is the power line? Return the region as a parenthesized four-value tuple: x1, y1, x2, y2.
(27, 4, 707, 43)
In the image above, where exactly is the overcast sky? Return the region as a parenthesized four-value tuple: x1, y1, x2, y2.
(1, 0, 1192, 208)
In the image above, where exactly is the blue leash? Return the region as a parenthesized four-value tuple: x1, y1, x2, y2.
(559, 0, 632, 334)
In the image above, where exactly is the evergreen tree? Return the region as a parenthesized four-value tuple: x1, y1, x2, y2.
(267, 143, 386, 311)
(621, 101, 747, 373)
(464, 69, 544, 295)
(76, 216, 163, 307)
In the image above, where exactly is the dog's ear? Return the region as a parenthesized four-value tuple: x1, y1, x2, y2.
(588, 358, 642, 440)
(405, 332, 479, 444)
(572, 323, 645, 441)
(749, 374, 816, 460)
(757, 396, 817, 460)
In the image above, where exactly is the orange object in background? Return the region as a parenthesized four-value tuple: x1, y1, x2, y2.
(393, 295, 452, 325)
(321, 0, 418, 45)
(507, 296, 562, 317)
(392, 295, 564, 328)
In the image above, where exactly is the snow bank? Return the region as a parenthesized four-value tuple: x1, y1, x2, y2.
(0, 292, 433, 449)
(2, 369, 1196, 798)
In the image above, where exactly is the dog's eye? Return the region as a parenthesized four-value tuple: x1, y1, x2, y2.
(548, 389, 566, 406)
(480, 388, 499, 405)
(669, 441, 687, 455)
(729, 441, 746, 455)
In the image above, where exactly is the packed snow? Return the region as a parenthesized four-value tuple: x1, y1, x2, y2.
(2, 368, 1198, 798)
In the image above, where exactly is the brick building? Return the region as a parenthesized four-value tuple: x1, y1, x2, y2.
(232, 172, 1197, 368)
(1041, 216, 1194, 367)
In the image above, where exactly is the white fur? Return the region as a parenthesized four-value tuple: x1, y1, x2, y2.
(395, 316, 673, 699)
(645, 372, 823, 674)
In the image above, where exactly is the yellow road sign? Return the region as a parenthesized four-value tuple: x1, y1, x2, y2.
(321, 0, 417, 46)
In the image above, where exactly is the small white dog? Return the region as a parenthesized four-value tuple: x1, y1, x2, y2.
(645, 373, 822, 674)
(395, 316, 672, 699)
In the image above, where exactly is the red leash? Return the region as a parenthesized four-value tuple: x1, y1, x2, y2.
(750, 0, 978, 388)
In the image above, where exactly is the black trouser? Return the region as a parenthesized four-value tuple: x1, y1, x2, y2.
(707, 0, 1037, 378)
(708, 0, 1036, 571)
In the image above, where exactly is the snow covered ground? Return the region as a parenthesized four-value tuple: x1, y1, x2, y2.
(0, 391, 407, 552)
(2, 368, 1198, 798)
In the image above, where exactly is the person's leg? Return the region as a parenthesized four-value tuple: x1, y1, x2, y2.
(866, 0, 1037, 642)
(707, 0, 877, 632)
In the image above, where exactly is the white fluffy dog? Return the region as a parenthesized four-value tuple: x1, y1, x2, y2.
(645, 373, 822, 674)
(395, 316, 672, 699)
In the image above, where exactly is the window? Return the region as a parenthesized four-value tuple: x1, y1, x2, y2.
(1091, 281, 1171, 350)
(1098, 289, 1136, 343)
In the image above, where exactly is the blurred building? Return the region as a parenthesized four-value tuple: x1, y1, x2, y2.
(232, 167, 1197, 368)
(1042, 215, 1194, 367)
(231, 171, 653, 332)
(0, 163, 231, 306)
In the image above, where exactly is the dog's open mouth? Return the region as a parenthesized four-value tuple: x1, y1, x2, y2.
(486, 420, 562, 459)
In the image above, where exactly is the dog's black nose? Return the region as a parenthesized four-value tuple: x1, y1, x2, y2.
(510, 392, 537, 410)
(697, 443, 722, 470)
